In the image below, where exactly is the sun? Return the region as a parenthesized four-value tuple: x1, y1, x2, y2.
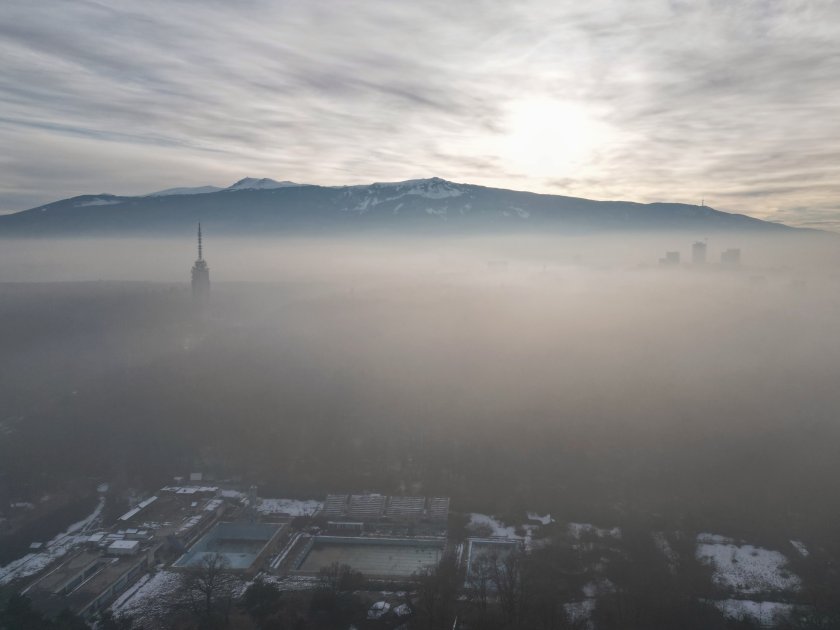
(500, 98, 611, 179)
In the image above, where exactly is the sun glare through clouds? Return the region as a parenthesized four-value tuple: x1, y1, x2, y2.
(500, 99, 612, 179)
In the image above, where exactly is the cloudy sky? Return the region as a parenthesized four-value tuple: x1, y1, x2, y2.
(2, 0, 839, 228)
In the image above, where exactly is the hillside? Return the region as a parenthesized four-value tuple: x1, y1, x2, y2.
(0, 177, 793, 236)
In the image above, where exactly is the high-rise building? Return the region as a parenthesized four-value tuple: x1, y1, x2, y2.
(191, 224, 210, 301)
(659, 251, 680, 266)
(721, 248, 741, 267)
(692, 241, 707, 265)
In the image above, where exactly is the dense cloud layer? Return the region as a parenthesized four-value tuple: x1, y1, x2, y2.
(2, 1, 840, 228)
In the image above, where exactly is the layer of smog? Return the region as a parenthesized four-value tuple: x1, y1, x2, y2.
(2, 230, 840, 628)
(2, 233, 839, 519)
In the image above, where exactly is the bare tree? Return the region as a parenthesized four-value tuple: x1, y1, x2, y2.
(317, 561, 365, 593)
(465, 553, 495, 616)
(182, 552, 238, 628)
(415, 553, 459, 630)
(490, 547, 528, 628)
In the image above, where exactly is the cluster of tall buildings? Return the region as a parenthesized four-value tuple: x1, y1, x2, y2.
(660, 241, 741, 267)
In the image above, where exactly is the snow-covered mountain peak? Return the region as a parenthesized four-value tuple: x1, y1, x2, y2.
(368, 177, 464, 199)
(227, 177, 303, 190)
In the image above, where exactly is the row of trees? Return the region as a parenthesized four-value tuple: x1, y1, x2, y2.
(411, 533, 840, 630)
(0, 593, 134, 630)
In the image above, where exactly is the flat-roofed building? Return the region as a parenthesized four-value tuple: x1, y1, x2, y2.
(428, 497, 450, 522)
(318, 493, 449, 536)
(323, 494, 349, 518)
(386, 496, 426, 520)
(107, 540, 140, 556)
(24, 549, 153, 621)
(347, 494, 387, 520)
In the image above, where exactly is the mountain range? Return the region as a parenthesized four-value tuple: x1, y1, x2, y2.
(0, 177, 797, 236)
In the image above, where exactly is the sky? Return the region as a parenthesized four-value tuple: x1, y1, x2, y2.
(1, 0, 840, 229)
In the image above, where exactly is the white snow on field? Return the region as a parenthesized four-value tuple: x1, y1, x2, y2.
(565, 599, 596, 629)
(582, 578, 615, 598)
(394, 603, 412, 617)
(257, 498, 323, 516)
(567, 522, 622, 540)
(468, 513, 540, 548)
(0, 498, 104, 586)
(469, 513, 517, 538)
(652, 532, 679, 573)
(790, 540, 809, 557)
(367, 601, 390, 619)
(112, 570, 182, 618)
(696, 534, 801, 595)
(712, 599, 794, 625)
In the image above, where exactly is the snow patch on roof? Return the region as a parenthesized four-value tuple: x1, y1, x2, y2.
(0, 498, 104, 585)
(257, 498, 323, 516)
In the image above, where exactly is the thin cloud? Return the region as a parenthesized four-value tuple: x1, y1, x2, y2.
(0, 0, 839, 229)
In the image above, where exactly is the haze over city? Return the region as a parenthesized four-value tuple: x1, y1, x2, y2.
(2, 2, 840, 630)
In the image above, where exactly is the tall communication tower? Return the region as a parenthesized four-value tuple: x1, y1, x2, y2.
(191, 223, 210, 301)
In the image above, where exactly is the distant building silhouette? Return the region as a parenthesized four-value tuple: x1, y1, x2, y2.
(659, 251, 680, 266)
(721, 248, 741, 267)
(191, 224, 210, 301)
(692, 241, 707, 265)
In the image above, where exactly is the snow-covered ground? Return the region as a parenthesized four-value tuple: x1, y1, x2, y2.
(111, 570, 182, 618)
(712, 599, 795, 625)
(790, 540, 809, 557)
(0, 497, 104, 586)
(696, 533, 801, 595)
(468, 513, 519, 538)
(468, 513, 542, 549)
(652, 531, 679, 573)
(257, 498, 323, 516)
(582, 578, 615, 598)
(564, 599, 596, 629)
(526, 512, 553, 525)
(567, 522, 622, 540)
